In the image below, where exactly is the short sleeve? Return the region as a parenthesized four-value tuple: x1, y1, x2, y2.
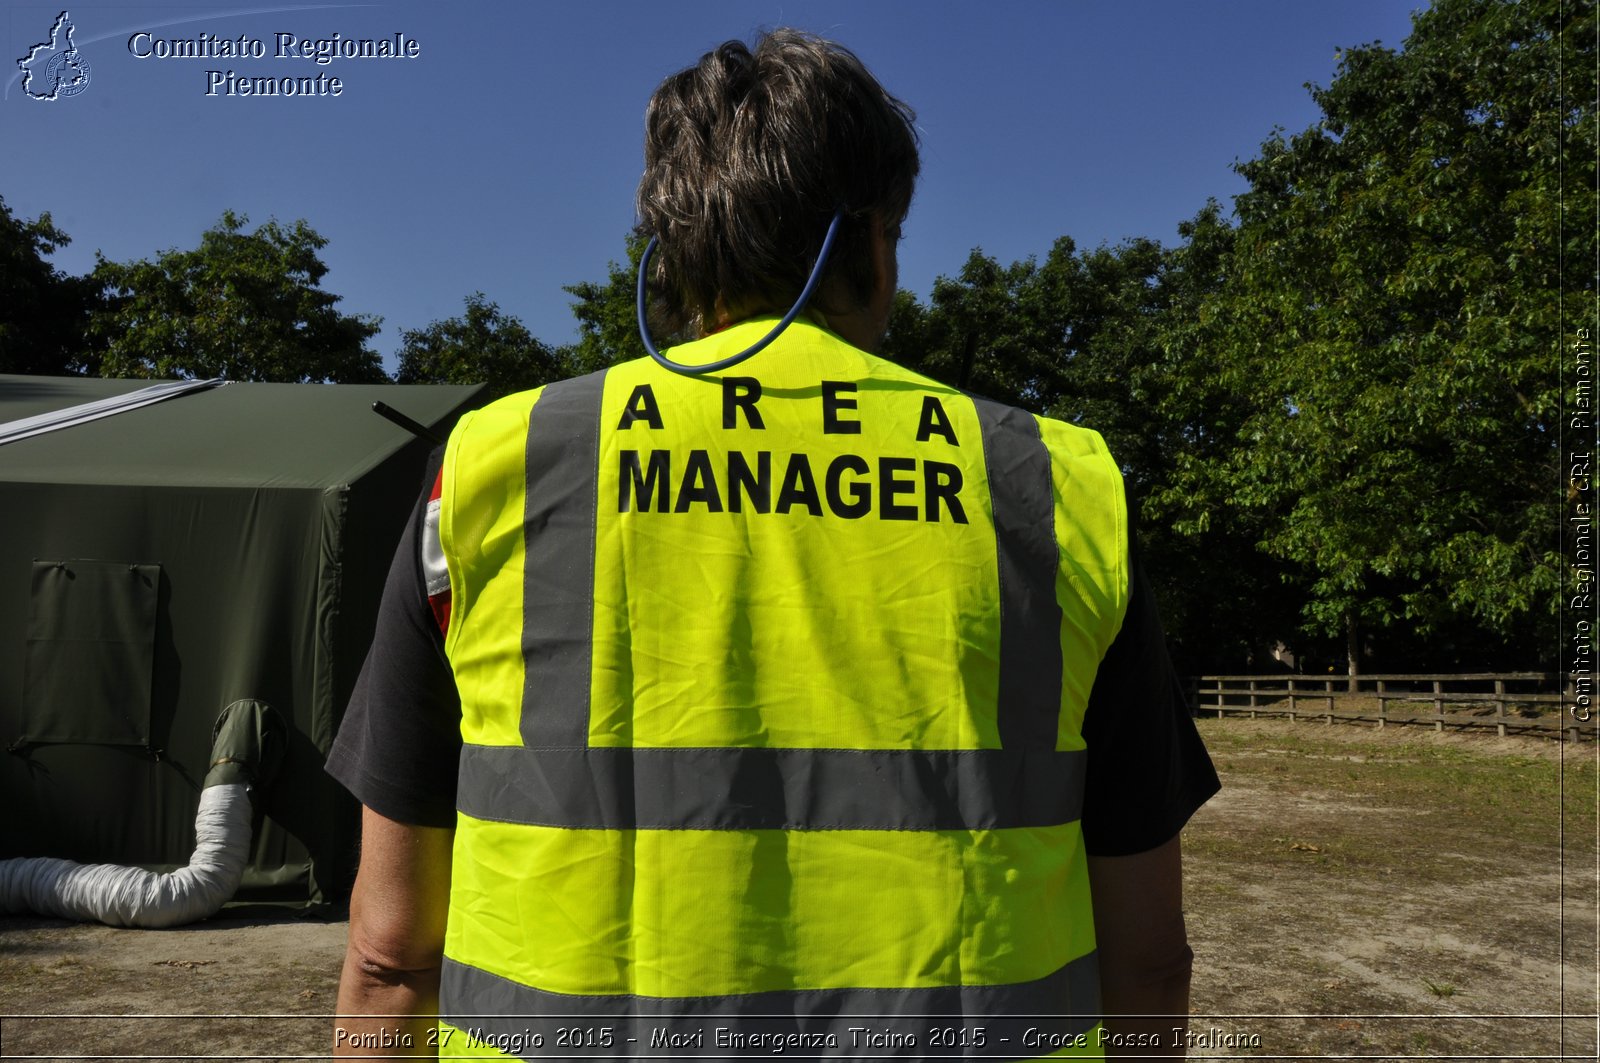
(325, 450, 462, 828)
(1079, 550, 1220, 857)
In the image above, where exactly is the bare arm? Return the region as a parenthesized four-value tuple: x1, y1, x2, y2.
(334, 806, 454, 1058)
(1088, 835, 1193, 1059)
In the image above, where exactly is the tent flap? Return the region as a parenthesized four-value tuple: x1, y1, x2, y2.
(21, 560, 160, 749)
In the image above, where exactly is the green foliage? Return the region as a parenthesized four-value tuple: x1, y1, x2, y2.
(882, 217, 1305, 671)
(91, 211, 384, 383)
(1142, 203, 1312, 672)
(562, 234, 652, 374)
(0, 195, 102, 375)
(884, 245, 1065, 411)
(1153, 0, 1587, 664)
(395, 292, 569, 400)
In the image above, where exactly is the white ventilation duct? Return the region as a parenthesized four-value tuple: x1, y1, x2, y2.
(0, 700, 283, 928)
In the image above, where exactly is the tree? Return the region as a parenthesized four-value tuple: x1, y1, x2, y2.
(884, 245, 1067, 412)
(563, 234, 652, 374)
(395, 292, 569, 400)
(887, 234, 1182, 493)
(1155, 0, 1589, 675)
(0, 195, 101, 375)
(881, 229, 1294, 672)
(91, 211, 384, 383)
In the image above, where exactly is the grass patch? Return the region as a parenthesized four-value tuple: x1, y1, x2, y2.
(1189, 719, 1597, 883)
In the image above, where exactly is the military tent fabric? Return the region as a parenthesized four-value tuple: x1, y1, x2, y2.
(0, 375, 483, 907)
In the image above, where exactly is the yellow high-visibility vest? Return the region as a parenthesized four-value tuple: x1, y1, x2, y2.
(435, 319, 1129, 1061)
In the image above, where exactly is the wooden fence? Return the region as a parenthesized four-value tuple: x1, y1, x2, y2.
(1191, 673, 1587, 740)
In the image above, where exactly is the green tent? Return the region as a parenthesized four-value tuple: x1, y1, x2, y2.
(0, 375, 484, 908)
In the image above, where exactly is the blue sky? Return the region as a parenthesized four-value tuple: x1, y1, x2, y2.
(2, 1, 1424, 372)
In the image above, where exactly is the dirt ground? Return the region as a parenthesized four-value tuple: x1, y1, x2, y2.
(0, 906, 345, 1060)
(2, 716, 1596, 1062)
(1182, 718, 1598, 1061)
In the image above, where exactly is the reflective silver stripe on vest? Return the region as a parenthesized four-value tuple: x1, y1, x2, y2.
(971, 398, 1065, 752)
(457, 743, 1085, 831)
(521, 370, 608, 748)
(439, 952, 1101, 1061)
(500, 380, 1077, 828)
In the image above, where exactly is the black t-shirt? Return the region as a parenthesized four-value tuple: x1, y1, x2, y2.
(326, 453, 1219, 856)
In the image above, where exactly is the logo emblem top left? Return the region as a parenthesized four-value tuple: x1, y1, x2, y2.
(18, 11, 91, 101)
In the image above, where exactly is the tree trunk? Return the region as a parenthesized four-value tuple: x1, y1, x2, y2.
(1345, 612, 1360, 693)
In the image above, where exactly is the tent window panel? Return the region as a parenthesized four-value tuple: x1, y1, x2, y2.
(22, 560, 160, 747)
